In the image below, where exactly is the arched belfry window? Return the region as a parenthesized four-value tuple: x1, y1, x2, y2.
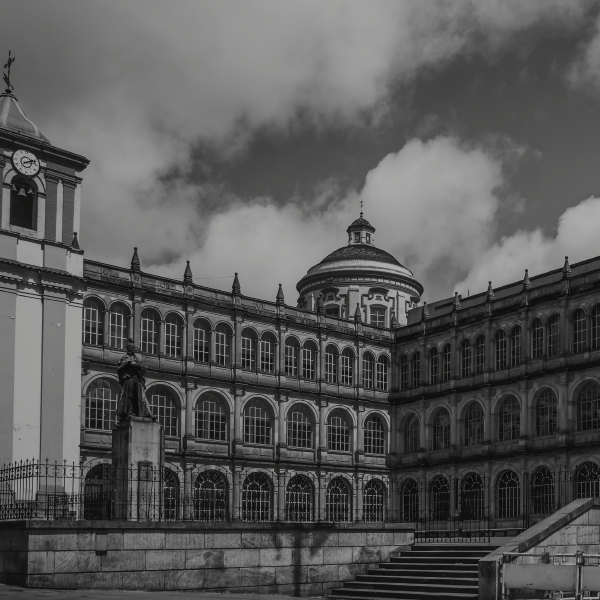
(10, 177, 37, 230)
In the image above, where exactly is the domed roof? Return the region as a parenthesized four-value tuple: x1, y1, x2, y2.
(347, 216, 374, 229)
(0, 92, 49, 143)
(319, 243, 406, 269)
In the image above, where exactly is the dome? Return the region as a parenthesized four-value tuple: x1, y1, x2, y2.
(319, 244, 408, 269)
(0, 92, 49, 143)
(347, 216, 374, 230)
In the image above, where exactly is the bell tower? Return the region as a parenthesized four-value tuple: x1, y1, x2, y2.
(0, 54, 89, 465)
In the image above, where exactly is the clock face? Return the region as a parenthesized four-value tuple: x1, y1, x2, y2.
(12, 149, 40, 177)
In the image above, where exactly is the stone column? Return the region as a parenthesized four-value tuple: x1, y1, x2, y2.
(519, 382, 530, 443)
(318, 400, 328, 462)
(450, 395, 458, 448)
(185, 382, 195, 439)
(103, 308, 110, 347)
(132, 297, 142, 346)
(419, 401, 427, 451)
(158, 319, 165, 356)
(210, 327, 216, 365)
(277, 470, 286, 521)
(183, 463, 194, 519)
(233, 390, 243, 446)
(356, 406, 365, 464)
(232, 466, 243, 520)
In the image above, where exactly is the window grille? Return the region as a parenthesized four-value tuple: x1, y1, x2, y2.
(327, 410, 350, 452)
(496, 470, 520, 518)
(531, 318, 543, 359)
(405, 415, 420, 453)
(164, 314, 182, 358)
(363, 479, 386, 522)
(376, 356, 389, 391)
(163, 469, 179, 521)
(429, 347, 439, 384)
(140, 309, 159, 355)
(363, 353, 374, 389)
(286, 403, 312, 448)
(461, 339, 471, 378)
(83, 298, 104, 346)
(461, 473, 484, 519)
(194, 470, 228, 521)
(85, 378, 118, 431)
(241, 330, 256, 370)
(242, 472, 273, 521)
(531, 467, 554, 515)
(285, 475, 313, 522)
(547, 314, 560, 357)
(578, 381, 600, 431)
(575, 462, 600, 499)
(510, 326, 521, 367)
(214, 324, 231, 366)
(364, 414, 385, 454)
(340, 349, 354, 386)
(429, 476, 450, 520)
(410, 352, 420, 388)
(193, 320, 210, 363)
(284, 339, 299, 377)
(475, 335, 485, 374)
(495, 330, 507, 370)
(302, 343, 316, 380)
(109, 304, 128, 350)
(499, 395, 520, 442)
(147, 386, 179, 436)
(400, 355, 409, 390)
(432, 409, 451, 450)
(593, 305, 600, 350)
(243, 400, 272, 445)
(442, 344, 451, 381)
(370, 307, 385, 328)
(400, 479, 418, 522)
(573, 309, 586, 353)
(260, 337, 275, 372)
(325, 346, 338, 384)
(326, 477, 352, 522)
(535, 389, 558, 437)
(194, 392, 227, 441)
(464, 402, 484, 446)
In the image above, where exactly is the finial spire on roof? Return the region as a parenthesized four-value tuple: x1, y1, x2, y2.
(130, 247, 140, 273)
(276, 283, 284, 304)
(71, 232, 80, 250)
(360, 197, 363, 219)
(486, 281, 494, 302)
(563, 256, 571, 279)
(232, 272, 241, 295)
(453, 291, 461, 311)
(3, 50, 15, 94)
(523, 268, 531, 291)
(183, 261, 193, 284)
(421, 301, 429, 321)
(390, 308, 398, 328)
(354, 303, 362, 323)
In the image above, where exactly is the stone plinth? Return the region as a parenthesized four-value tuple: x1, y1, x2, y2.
(112, 417, 164, 521)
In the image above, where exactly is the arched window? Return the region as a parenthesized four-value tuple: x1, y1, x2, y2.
(510, 326, 521, 367)
(429, 476, 450, 520)
(285, 475, 313, 522)
(215, 323, 232, 366)
(575, 462, 600, 499)
(83, 464, 113, 520)
(496, 470, 520, 519)
(10, 177, 37, 229)
(194, 470, 228, 521)
(429, 347, 439, 384)
(326, 477, 352, 522)
(531, 318, 543, 359)
(193, 319, 210, 363)
(260, 332, 276, 373)
(376, 355, 389, 391)
(243, 399, 272, 445)
(400, 479, 418, 522)
(163, 468, 180, 521)
(461, 339, 471, 378)
(85, 378, 119, 431)
(147, 385, 179, 437)
(194, 392, 228, 441)
(547, 314, 560, 357)
(405, 414, 420, 454)
(498, 396, 520, 442)
(578, 381, 600, 431)
(302, 340, 317, 380)
(109, 303, 130, 350)
(432, 409, 451, 450)
(592, 305, 600, 350)
(475, 335, 485, 374)
(140, 308, 160, 355)
(83, 298, 104, 346)
(535, 389, 558, 437)
(325, 345, 338, 384)
(495, 330, 507, 370)
(364, 414, 385, 455)
(284, 337, 300, 377)
(241, 328, 257, 370)
(164, 313, 183, 358)
(410, 352, 420, 388)
(442, 344, 452, 382)
(242, 472, 273, 521)
(531, 467, 554, 515)
(340, 348, 354, 386)
(572, 309, 587, 354)
(286, 403, 313, 449)
(461, 473, 484, 519)
(363, 352, 375, 389)
(363, 479, 386, 522)
(327, 409, 351, 452)
(464, 402, 484, 446)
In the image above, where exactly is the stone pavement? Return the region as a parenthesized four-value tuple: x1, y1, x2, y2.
(0, 585, 317, 600)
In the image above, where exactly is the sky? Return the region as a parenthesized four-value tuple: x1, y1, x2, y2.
(4, 1, 600, 304)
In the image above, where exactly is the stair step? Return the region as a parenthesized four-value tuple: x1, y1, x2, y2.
(357, 574, 478, 584)
(344, 581, 477, 593)
(379, 562, 478, 571)
(329, 587, 477, 599)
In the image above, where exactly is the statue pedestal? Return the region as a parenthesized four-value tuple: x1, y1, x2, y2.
(112, 416, 164, 521)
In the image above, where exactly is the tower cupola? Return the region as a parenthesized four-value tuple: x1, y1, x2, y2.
(347, 213, 376, 246)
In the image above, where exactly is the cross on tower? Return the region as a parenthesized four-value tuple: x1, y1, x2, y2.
(3, 50, 15, 94)
(360, 198, 363, 218)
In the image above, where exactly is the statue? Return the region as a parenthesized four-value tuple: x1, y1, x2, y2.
(116, 338, 154, 419)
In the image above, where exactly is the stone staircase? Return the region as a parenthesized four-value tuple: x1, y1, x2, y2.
(328, 544, 494, 600)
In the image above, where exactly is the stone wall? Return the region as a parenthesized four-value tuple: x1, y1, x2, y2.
(0, 520, 414, 595)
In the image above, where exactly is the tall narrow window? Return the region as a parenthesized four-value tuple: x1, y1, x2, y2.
(285, 475, 314, 522)
(363, 352, 375, 389)
(535, 389, 558, 437)
(302, 341, 316, 380)
(496, 470, 520, 519)
(194, 471, 228, 521)
(400, 355, 409, 390)
(573, 309, 586, 354)
(442, 344, 451, 381)
(405, 415, 420, 453)
(495, 330, 507, 370)
(429, 347, 439, 384)
(140, 308, 160, 355)
(243, 399, 272, 445)
(592, 305, 600, 350)
(241, 328, 256, 370)
(340, 348, 354, 386)
(410, 352, 420, 388)
(85, 378, 119, 431)
(147, 385, 179, 436)
(376, 355, 389, 391)
(531, 318, 543, 359)
(364, 414, 385, 455)
(432, 409, 450, 450)
(194, 392, 227, 441)
(578, 381, 600, 431)
(327, 409, 351, 452)
(164, 313, 183, 358)
(498, 395, 520, 442)
(464, 402, 484, 446)
(260, 333, 276, 373)
(401, 479, 418, 522)
(83, 298, 104, 346)
(9, 177, 36, 230)
(475, 335, 485, 374)
(461, 339, 471, 378)
(109, 303, 129, 350)
(326, 477, 352, 522)
(215, 323, 231, 366)
(325, 345, 338, 384)
(370, 307, 385, 328)
(531, 467, 554, 516)
(241, 472, 272, 521)
(363, 479, 385, 522)
(193, 319, 210, 363)
(286, 403, 313, 448)
(284, 338, 299, 377)
(547, 314, 560, 357)
(510, 326, 521, 367)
